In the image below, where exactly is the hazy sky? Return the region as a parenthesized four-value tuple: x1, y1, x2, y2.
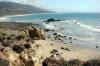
(0, 0, 100, 13)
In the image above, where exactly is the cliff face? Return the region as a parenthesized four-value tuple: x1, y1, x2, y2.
(0, 23, 45, 66)
(0, 1, 51, 16)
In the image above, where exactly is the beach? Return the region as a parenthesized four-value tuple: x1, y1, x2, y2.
(36, 40, 100, 61)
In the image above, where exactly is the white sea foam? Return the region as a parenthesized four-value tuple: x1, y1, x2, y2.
(43, 23, 55, 29)
(0, 17, 10, 22)
(76, 22, 100, 32)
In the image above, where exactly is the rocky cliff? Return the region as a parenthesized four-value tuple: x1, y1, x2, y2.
(0, 23, 45, 66)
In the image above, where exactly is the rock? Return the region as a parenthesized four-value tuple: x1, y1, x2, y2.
(50, 49, 58, 54)
(26, 26, 45, 40)
(61, 47, 64, 50)
(15, 35, 25, 41)
(24, 44, 31, 49)
(13, 44, 24, 53)
(42, 57, 63, 66)
(6, 36, 12, 40)
(25, 60, 34, 66)
(69, 36, 72, 40)
(44, 18, 62, 23)
(96, 46, 99, 48)
(53, 33, 57, 35)
(65, 48, 70, 51)
(44, 29, 50, 32)
(70, 42, 73, 43)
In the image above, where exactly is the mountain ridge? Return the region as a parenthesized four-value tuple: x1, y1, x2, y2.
(0, 1, 52, 16)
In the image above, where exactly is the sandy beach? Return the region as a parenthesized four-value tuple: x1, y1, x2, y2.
(36, 40, 100, 61)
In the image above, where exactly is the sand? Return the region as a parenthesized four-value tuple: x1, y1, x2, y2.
(36, 40, 100, 61)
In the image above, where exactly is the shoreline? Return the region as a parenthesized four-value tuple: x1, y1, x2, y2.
(0, 22, 100, 66)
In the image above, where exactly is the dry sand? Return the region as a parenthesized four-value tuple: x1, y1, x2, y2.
(36, 40, 100, 61)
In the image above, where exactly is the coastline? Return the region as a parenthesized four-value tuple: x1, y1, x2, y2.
(0, 22, 100, 66)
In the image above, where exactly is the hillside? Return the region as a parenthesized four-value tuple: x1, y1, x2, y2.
(0, 1, 51, 16)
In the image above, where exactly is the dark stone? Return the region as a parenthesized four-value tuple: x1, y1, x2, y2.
(65, 48, 70, 51)
(53, 33, 57, 35)
(42, 58, 63, 66)
(15, 35, 25, 40)
(61, 47, 64, 50)
(13, 45, 24, 53)
(26, 39, 30, 42)
(24, 44, 31, 49)
(0, 48, 4, 52)
(25, 60, 34, 66)
(69, 37, 72, 40)
(42, 61, 47, 66)
(70, 42, 73, 43)
(50, 49, 58, 54)
(96, 46, 99, 48)
(7, 36, 12, 40)
(44, 29, 50, 32)
(45, 18, 62, 23)
(52, 49, 58, 52)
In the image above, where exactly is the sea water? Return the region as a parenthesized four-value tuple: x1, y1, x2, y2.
(7, 13, 100, 50)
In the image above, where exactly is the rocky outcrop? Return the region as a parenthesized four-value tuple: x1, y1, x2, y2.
(0, 25, 45, 66)
(23, 26, 45, 40)
(0, 33, 43, 66)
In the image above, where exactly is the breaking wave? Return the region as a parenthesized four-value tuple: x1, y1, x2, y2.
(75, 21, 100, 32)
(0, 17, 10, 22)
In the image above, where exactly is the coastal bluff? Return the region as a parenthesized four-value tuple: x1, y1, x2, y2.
(0, 22, 45, 66)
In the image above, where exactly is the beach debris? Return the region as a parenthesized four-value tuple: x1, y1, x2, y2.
(13, 44, 24, 53)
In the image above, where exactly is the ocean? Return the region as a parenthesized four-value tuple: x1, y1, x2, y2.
(5, 13, 100, 50)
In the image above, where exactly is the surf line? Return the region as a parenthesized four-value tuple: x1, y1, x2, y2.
(76, 22, 100, 32)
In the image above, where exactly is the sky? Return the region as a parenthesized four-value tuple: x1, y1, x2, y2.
(0, 0, 100, 13)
